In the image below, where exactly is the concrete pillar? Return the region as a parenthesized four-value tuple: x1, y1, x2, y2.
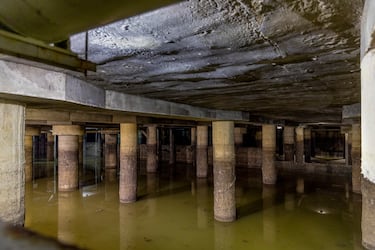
(196, 125, 208, 178)
(147, 125, 158, 173)
(352, 124, 361, 194)
(119, 123, 137, 203)
(255, 130, 262, 148)
(46, 132, 54, 162)
(295, 126, 304, 164)
(304, 128, 312, 163)
(169, 128, 175, 165)
(283, 126, 294, 161)
(24, 126, 40, 182)
(187, 127, 196, 164)
(0, 101, 25, 226)
(361, 46, 375, 249)
(234, 127, 245, 146)
(212, 121, 236, 222)
(262, 125, 276, 185)
(104, 131, 118, 181)
(52, 125, 83, 191)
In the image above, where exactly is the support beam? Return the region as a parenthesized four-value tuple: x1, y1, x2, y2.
(0, 30, 96, 73)
(0, 100, 25, 226)
(262, 125, 276, 185)
(212, 121, 236, 222)
(119, 122, 137, 203)
(52, 125, 83, 191)
(196, 126, 208, 178)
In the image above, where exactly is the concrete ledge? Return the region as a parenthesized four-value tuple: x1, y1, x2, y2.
(0, 59, 249, 122)
(106, 90, 248, 121)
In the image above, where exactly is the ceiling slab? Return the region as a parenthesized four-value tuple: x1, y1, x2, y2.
(69, 0, 362, 123)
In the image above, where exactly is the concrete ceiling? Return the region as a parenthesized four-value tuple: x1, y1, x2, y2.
(2, 0, 363, 124)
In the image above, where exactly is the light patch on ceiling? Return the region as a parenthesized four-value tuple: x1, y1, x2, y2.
(90, 34, 161, 50)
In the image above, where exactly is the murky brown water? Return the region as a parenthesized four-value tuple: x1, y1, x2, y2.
(25, 162, 363, 250)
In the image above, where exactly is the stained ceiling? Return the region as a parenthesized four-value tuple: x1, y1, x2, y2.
(2, 0, 364, 124)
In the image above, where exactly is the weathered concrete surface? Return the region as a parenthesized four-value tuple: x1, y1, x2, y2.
(70, 0, 361, 123)
(0, 101, 25, 226)
(119, 122, 137, 203)
(212, 121, 236, 222)
(361, 50, 375, 183)
(361, 3, 375, 248)
(52, 125, 83, 191)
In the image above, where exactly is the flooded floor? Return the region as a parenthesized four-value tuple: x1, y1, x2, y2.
(25, 162, 363, 250)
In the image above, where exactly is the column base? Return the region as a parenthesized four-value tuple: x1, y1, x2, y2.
(214, 215, 236, 223)
(120, 198, 137, 204)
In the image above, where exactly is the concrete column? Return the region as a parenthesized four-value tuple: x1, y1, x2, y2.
(52, 125, 83, 191)
(0, 101, 25, 226)
(146, 125, 158, 173)
(304, 127, 312, 163)
(212, 121, 236, 222)
(262, 125, 276, 185)
(361, 47, 375, 249)
(352, 124, 361, 194)
(255, 130, 262, 148)
(283, 126, 294, 161)
(119, 123, 137, 203)
(196, 125, 208, 178)
(234, 127, 245, 146)
(295, 126, 304, 164)
(187, 127, 196, 164)
(46, 132, 54, 162)
(104, 131, 118, 181)
(169, 128, 175, 165)
(24, 126, 40, 182)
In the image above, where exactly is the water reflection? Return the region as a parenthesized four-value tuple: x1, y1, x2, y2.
(262, 185, 276, 243)
(25, 163, 364, 250)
